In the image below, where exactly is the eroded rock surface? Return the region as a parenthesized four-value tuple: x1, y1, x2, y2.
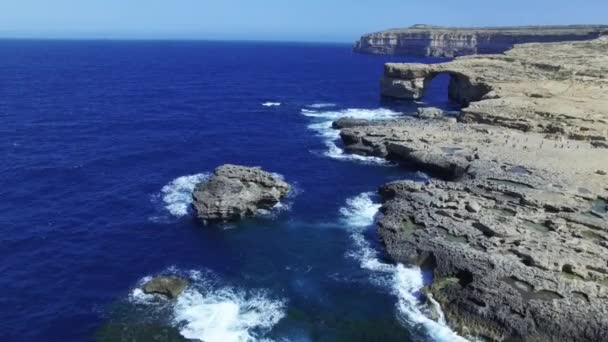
(355, 24, 608, 57)
(340, 118, 608, 340)
(192, 164, 290, 223)
(381, 37, 608, 144)
(339, 37, 608, 340)
(142, 276, 189, 299)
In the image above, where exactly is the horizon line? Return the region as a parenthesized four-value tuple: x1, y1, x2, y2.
(0, 35, 354, 45)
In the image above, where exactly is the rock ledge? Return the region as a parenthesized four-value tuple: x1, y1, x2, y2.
(341, 37, 608, 341)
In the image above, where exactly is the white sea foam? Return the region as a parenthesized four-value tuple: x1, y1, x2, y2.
(160, 173, 211, 217)
(131, 270, 286, 342)
(302, 108, 401, 164)
(340, 193, 468, 342)
(262, 102, 281, 107)
(129, 275, 157, 304)
(256, 201, 291, 219)
(174, 288, 286, 342)
(301, 107, 401, 121)
(339, 192, 381, 228)
(306, 103, 337, 109)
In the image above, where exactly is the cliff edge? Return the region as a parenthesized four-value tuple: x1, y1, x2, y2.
(354, 24, 608, 57)
(339, 37, 608, 340)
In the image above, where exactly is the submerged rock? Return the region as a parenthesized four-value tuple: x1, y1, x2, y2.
(192, 164, 291, 223)
(142, 276, 189, 299)
(96, 322, 184, 342)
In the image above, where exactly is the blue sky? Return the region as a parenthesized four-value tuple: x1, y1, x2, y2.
(0, 0, 606, 42)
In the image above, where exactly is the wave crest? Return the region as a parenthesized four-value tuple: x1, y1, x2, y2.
(262, 102, 281, 107)
(340, 193, 468, 342)
(160, 173, 211, 217)
(130, 269, 286, 342)
(302, 107, 401, 164)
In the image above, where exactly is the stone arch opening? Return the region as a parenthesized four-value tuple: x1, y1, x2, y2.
(381, 65, 493, 106)
(423, 71, 492, 106)
(420, 72, 452, 106)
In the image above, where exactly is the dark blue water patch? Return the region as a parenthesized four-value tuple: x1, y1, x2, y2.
(0, 40, 452, 341)
(421, 73, 462, 111)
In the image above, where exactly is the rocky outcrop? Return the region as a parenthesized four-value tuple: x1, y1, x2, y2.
(381, 37, 608, 144)
(339, 37, 608, 341)
(192, 164, 290, 223)
(142, 276, 189, 299)
(354, 24, 608, 57)
(332, 117, 374, 129)
(339, 118, 608, 341)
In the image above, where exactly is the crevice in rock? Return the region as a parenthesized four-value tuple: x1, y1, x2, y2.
(419, 251, 437, 271)
(456, 270, 474, 287)
(473, 221, 498, 238)
(572, 291, 590, 303)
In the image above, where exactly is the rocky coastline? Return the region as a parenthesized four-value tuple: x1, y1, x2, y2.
(340, 38, 608, 340)
(354, 24, 608, 57)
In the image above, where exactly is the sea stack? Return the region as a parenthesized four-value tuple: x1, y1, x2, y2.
(354, 24, 608, 57)
(192, 164, 291, 223)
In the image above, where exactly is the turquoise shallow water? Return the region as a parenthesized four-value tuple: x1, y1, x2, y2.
(0, 40, 459, 341)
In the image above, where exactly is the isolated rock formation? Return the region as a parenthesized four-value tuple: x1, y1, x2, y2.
(142, 276, 189, 299)
(354, 24, 608, 57)
(192, 164, 290, 223)
(338, 37, 608, 341)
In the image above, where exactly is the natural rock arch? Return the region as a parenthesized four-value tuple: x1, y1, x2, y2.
(381, 64, 492, 105)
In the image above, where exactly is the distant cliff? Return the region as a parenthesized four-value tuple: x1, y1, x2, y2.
(354, 24, 608, 57)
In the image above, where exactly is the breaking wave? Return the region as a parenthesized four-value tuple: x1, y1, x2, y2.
(301, 107, 401, 164)
(305, 103, 336, 109)
(159, 173, 211, 218)
(130, 269, 286, 342)
(340, 193, 468, 342)
(262, 102, 281, 107)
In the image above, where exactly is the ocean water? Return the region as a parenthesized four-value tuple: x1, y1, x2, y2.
(0, 40, 459, 341)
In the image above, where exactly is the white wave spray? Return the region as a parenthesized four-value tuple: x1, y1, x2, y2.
(305, 103, 337, 109)
(262, 102, 281, 107)
(159, 173, 211, 217)
(340, 192, 468, 342)
(301, 107, 401, 164)
(131, 270, 286, 342)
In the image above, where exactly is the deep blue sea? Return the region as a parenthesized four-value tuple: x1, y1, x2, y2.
(0, 40, 460, 342)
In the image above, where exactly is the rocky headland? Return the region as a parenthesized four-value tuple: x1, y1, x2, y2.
(354, 24, 608, 58)
(192, 164, 291, 223)
(340, 38, 608, 340)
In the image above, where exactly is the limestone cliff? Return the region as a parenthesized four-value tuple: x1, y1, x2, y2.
(336, 37, 608, 341)
(381, 37, 608, 144)
(354, 24, 608, 57)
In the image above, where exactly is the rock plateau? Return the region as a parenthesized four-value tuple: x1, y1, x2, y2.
(354, 24, 608, 57)
(340, 37, 608, 341)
